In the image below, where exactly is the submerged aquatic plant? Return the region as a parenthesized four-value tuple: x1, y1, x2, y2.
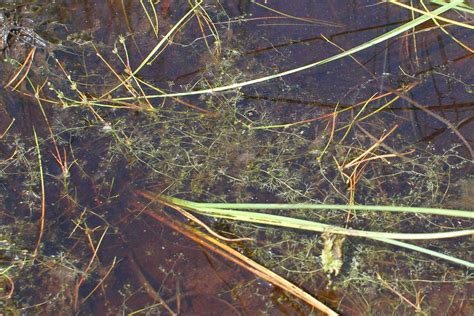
(141, 192, 474, 268)
(1, 0, 473, 314)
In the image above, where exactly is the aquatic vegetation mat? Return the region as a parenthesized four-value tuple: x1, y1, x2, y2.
(0, 0, 473, 314)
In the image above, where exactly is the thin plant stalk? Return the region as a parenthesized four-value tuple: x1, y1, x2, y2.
(185, 206, 474, 241)
(139, 192, 474, 268)
(159, 195, 474, 219)
(373, 237, 473, 268)
(32, 127, 45, 257)
(107, 0, 463, 101)
(100, 0, 204, 98)
(141, 204, 338, 315)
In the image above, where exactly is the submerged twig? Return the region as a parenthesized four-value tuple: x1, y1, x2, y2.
(389, 88, 474, 160)
(5, 47, 36, 90)
(138, 202, 338, 315)
(140, 192, 474, 268)
(128, 252, 177, 316)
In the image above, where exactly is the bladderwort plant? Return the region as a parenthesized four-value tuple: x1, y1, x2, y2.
(3, 0, 473, 314)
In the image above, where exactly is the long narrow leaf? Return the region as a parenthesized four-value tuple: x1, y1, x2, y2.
(111, 0, 463, 101)
(431, 0, 474, 14)
(139, 192, 474, 267)
(187, 206, 474, 241)
(372, 237, 474, 268)
(161, 195, 474, 219)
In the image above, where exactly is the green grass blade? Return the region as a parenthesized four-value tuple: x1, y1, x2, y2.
(100, 0, 204, 98)
(390, 0, 474, 29)
(33, 127, 46, 257)
(183, 206, 474, 240)
(133, 0, 204, 76)
(151, 195, 474, 267)
(112, 0, 463, 101)
(431, 0, 474, 14)
(373, 237, 474, 268)
(162, 195, 474, 219)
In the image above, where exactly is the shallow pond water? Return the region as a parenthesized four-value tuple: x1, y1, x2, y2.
(0, 1, 473, 315)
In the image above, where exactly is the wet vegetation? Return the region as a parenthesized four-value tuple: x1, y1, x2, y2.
(0, 0, 473, 314)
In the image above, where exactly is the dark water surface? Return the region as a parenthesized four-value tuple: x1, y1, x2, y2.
(1, 1, 473, 314)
